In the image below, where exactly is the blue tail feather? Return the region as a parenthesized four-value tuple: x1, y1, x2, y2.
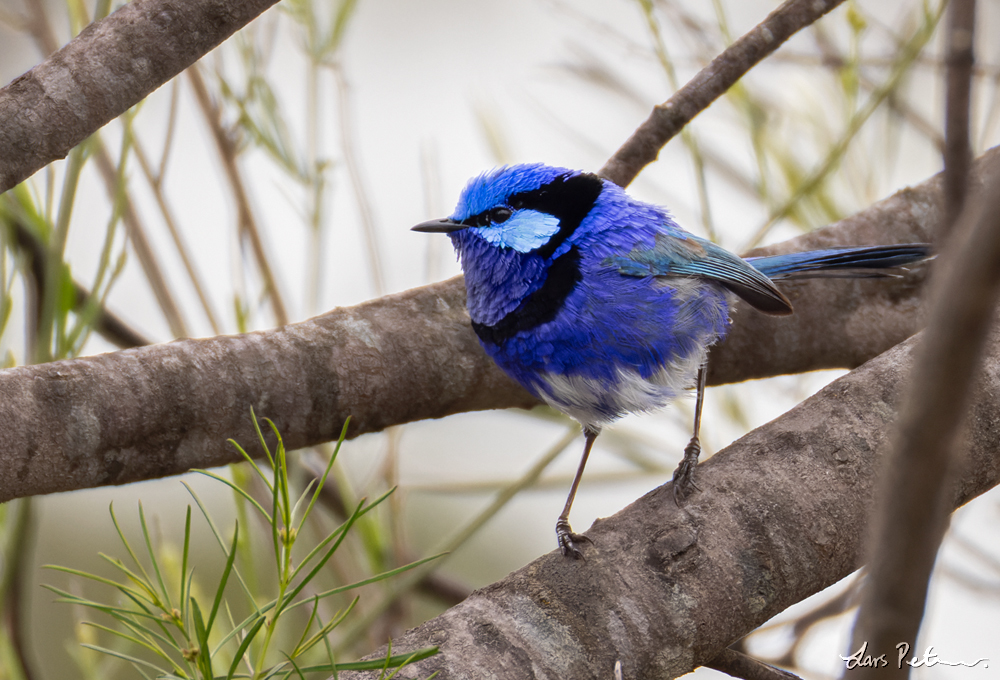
(747, 244, 933, 280)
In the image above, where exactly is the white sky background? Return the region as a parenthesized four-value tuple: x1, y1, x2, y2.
(2, 0, 1000, 677)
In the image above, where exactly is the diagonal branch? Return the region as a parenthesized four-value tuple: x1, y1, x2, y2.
(0, 0, 281, 194)
(334, 323, 1000, 680)
(187, 65, 290, 326)
(599, 0, 846, 187)
(851, 1, 983, 674)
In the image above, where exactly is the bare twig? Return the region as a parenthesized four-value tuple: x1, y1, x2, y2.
(93, 144, 190, 339)
(133, 136, 223, 335)
(333, 66, 385, 296)
(187, 64, 289, 326)
(158, 80, 182, 181)
(942, 0, 977, 234)
(599, 0, 845, 188)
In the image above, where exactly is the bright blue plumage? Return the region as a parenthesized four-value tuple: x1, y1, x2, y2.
(412, 163, 931, 558)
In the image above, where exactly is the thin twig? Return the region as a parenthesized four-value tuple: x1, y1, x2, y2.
(157, 80, 181, 183)
(132, 137, 223, 335)
(943, 0, 977, 235)
(187, 64, 289, 327)
(93, 144, 190, 338)
(333, 66, 385, 297)
(599, 0, 846, 188)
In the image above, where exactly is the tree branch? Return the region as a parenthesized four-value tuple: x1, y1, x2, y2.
(0, 0, 281, 193)
(599, 0, 846, 187)
(851, 2, 985, 674)
(2, 145, 998, 503)
(335, 321, 1000, 680)
(941, 0, 976, 234)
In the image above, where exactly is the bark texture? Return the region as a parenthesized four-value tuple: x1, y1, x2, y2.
(337, 325, 1000, 680)
(0, 0, 280, 193)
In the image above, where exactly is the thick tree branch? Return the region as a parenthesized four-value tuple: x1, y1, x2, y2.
(3, 147, 1000, 503)
(0, 0, 280, 194)
(336, 323, 1000, 680)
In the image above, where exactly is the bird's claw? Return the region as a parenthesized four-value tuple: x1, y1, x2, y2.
(556, 517, 592, 559)
(672, 437, 703, 505)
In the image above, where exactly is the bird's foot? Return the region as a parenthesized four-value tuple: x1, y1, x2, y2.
(672, 437, 703, 505)
(556, 517, 592, 559)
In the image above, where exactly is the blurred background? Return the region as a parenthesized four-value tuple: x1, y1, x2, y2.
(1, 0, 999, 677)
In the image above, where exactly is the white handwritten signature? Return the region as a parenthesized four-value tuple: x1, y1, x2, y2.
(841, 642, 989, 669)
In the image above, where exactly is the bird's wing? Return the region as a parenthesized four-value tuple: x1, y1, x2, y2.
(604, 232, 793, 315)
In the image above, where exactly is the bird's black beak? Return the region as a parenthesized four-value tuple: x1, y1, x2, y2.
(411, 218, 468, 233)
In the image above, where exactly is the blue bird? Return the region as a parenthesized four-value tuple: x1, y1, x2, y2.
(412, 163, 930, 559)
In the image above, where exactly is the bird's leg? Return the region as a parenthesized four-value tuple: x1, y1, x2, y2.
(673, 363, 707, 504)
(556, 426, 599, 559)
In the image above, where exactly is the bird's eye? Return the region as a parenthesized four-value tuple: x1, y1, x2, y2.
(466, 207, 513, 228)
(487, 207, 512, 224)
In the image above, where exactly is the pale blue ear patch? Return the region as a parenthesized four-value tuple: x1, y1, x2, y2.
(477, 209, 561, 252)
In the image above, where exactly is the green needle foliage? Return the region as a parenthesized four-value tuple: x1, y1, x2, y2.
(44, 413, 439, 680)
